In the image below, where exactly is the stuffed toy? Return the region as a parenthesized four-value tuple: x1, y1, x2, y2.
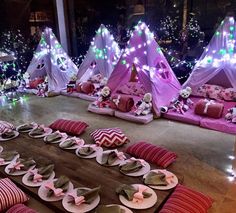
(134, 93, 152, 116)
(171, 87, 194, 114)
(37, 80, 48, 97)
(95, 86, 112, 108)
(225, 107, 236, 123)
(67, 75, 77, 93)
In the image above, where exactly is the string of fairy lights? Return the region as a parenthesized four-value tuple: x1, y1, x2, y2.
(0, 15, 207, 97)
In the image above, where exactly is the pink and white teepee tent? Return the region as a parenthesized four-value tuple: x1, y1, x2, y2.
(184, 16, 236, 91)
(26, 27, 78, 92)
(107, 22, 181, 115)
(77, 24, 121, 82)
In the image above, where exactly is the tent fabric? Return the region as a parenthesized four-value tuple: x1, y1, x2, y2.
(107, 22, 181, 115)
(184, 16, 236, 92)
(26, 27, 78, 92)
(77, 24, 121, 82)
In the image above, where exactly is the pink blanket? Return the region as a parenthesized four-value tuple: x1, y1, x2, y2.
(76, 82, 95, 94)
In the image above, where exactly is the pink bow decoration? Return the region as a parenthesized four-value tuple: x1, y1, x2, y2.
(45, 182, 65, 197)
(132, 185, 148, 203)
(115, 150, 126, 160)
(0, 158, 5, 165)
(68, 193, 85, 206)
(29, 169, 43, 183)
(72, 137, 84, 146)
(55, 131, 67, 138)
(9, 161, 24, 171)
(130, 157, 145, 166)
(159, 170, 175, 184)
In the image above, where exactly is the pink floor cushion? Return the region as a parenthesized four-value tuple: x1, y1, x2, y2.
(90, 127, 130, 148)
(60, 90, 81, 98)
(114, 111, 153, 124)
(78, 93, 98, 102)
(88, 103, 115, 116)
(76, 82, 95, 94)
(28, 78, 44, 89)
(126, 141, 177, 168)
(49, 119, 88, 136)
(159, 184, 213, 213)
(0, 178, 29, 212)
(0, 120, 15, 133)
(6, 204, 37, 213)
(163, 110, 201, 126)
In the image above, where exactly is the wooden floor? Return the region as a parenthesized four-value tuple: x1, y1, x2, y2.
(1, 94, 236, 213)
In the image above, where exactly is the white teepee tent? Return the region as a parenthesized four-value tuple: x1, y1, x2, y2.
(27, 27, 78, 92)
(184, 16, 236, 92)
(77, 24, 121, 82)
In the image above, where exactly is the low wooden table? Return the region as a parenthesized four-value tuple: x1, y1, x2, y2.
(0, 134, 183, 213)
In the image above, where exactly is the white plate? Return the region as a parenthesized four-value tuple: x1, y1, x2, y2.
(0, 154, 20, 166)
(119, 184, 157, 210)
(5, 159, 36, 176)
(59, 137, 85, 150)
(0, 131, 19, 141)
(22, 171, 55, 187)
(96, 149, 126, 167)
(119, 159, 150, 177)
(143, 169, 178, 190)
(62, 187, 100, 213)
(16, 123, 38, 133)
(38, 179, 74, 202)
(28, 127, 53, 138)
(0, 146, 3, 153)
(105, 204, 133, 213)
(75, 145, 103, 159)
(43, 132, 68, 144)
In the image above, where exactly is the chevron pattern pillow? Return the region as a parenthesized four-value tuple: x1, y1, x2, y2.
(90, 128, 130, 147)
(0, 178, 28, 212)
(159, 184, 213, 213)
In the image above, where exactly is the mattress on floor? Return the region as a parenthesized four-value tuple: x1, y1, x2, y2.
(87, 103, 114, 116)
(162, 97, 203, 126)
(114, 111, 153, 124)
(61, 90, 98, 101)
(21, 88, 38, 94)
(200, 100, 236, 134)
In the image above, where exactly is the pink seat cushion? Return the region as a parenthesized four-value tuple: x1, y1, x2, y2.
(159, 184, 213, 213)
(0, 178, 28, 212)
(29, 78, 44, 89)
(90, 127, 130, 148)
(126, 141, 177, 168)
(6, 204, 37, 213)
(49, 119, 88, 136)
(0, 120, 15, 133)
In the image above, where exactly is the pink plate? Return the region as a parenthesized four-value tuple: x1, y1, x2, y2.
(28, 128, 53, 138)
(0, 131, 19, 141)
(75, 145, 103, 159)
(59, 137, 85, 150)
(62, 187, 100, 213)
(119, 184, 157, 210)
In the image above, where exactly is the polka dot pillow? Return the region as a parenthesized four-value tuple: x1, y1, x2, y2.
(90, 128, 130, 148)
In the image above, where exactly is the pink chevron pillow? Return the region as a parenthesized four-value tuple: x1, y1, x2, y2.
(90, 128, 130, 147)
(0, 178, 28, 212)
(159, 184, 213, 213)
(49, 119, 88, 136)
(126, 141, 177, 168)
(6, 204, 37, 213)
